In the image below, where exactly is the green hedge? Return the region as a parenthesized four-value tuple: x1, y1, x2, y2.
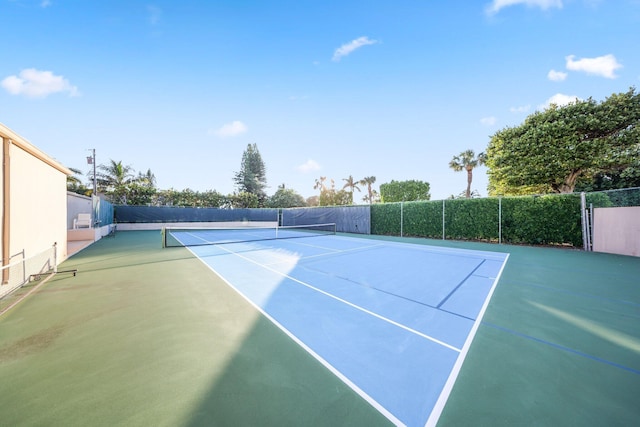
(370, 193, 604, 247)
(370, 203, 401, 235)
(403, 200, 443, 238)
(444, 198, 500, 241)
(500, 194, 581, 245)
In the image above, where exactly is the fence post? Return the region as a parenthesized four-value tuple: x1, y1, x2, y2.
(580, 192, 588, 251)
(586, 203, 593, 252)
(442, 199, 446, 240)
(400, 202, 403, 237)
(499, 196, 502, 245)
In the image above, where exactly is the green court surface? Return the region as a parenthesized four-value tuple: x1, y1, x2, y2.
(1, 231, 639, 426)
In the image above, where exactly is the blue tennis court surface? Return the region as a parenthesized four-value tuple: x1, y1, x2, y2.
(184, 233, 508, 427)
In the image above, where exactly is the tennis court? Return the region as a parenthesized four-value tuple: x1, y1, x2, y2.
(0, 229, 638, 426)
(167, 225, 508, 426)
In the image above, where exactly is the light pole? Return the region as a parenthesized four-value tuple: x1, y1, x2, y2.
(87, 149, 96, 195)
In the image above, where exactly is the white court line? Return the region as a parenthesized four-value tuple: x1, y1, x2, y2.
(215, 243, 462, 353)
(264, 242, 388, 266)
(189, 235, 509, 427)
(424, 252, 510, 427)
(185, 245, 406, 427)
(363, 237, 509, 261)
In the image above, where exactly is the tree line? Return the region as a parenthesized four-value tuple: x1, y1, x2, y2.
(68, 87, 640, 207)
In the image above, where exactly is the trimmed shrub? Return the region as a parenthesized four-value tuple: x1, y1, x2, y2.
(371, 193, 591, 247)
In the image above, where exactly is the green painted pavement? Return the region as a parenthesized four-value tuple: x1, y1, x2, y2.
(0, 231, 391, 427)
(1, 231, 639, 426)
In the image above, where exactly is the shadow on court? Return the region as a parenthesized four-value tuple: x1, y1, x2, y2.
(0, 231, 390, 427)
(0, 231, 638, 426)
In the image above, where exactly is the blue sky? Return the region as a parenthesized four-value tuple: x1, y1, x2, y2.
(1, 0, 638, 201)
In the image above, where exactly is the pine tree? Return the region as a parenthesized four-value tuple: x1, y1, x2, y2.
(233, 143, 267, 204)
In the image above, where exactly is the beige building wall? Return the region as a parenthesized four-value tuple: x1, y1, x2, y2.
(1, 123, 72, 296)
(11, 143, 69, 260)
(592, 206, 640, 257)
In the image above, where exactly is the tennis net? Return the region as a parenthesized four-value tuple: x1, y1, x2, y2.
(162, 223, 337, 248)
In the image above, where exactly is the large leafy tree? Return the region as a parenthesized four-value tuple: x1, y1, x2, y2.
(233, 143, 267, 205)
(486, 87, 640, 195)
(449, 150, 486, 199)
(125, 182, 156, 206)
(126, 168, 158, 205)
(267, 185, 306, 208)
(575, 160, 640, 192)
(156, 188, 227, 207)
(379, 179, 431, 202)
(316, 179, 350, 206)
(229, 191, 259, 208)
(306, 195, 319, 207)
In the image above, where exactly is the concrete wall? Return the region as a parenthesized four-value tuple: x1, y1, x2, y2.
(10, 141, 69, 261)
(1, 123, 72, 297)
(67, 192, 93, 229)
(593, 206, 640, 257)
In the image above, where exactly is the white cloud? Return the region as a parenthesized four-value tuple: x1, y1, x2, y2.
(41, 0, 52, 7)
(332, 36, 378, 62)
(1, 68, 79, 98)
(565, 54, 622, 79)
(548, 69, 568, 81)
(148, 5, 162, 25)
(480, 116, 497, 126)
(211, 120, 247, 138)
(296, 159, 321, 173)
(486, 0, 562, 15)
(539, 93, 581, 110)
(510, 104, 531, 113)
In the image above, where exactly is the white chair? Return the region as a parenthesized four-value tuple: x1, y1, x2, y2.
(73, 213, 92, 229)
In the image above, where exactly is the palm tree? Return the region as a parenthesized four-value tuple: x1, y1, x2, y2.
(342, 175, 361, 204)
(67, 167, 83, 185)
(359, 176, 376, 205)
(137, 168, 157, 188)
(67, 167, 91, 195)
(96, 159, 135, 204)
(313, 176, 327, 194)
(362, 188, 379, 205)
(449, 150, 486, 198)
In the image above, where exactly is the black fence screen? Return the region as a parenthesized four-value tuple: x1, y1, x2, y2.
(115, 205, 278, 223)
(282, 206, 370, 234)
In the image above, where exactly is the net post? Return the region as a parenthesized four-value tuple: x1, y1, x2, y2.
(161, 227, 166, 248)
(53, 242, 58, 273)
